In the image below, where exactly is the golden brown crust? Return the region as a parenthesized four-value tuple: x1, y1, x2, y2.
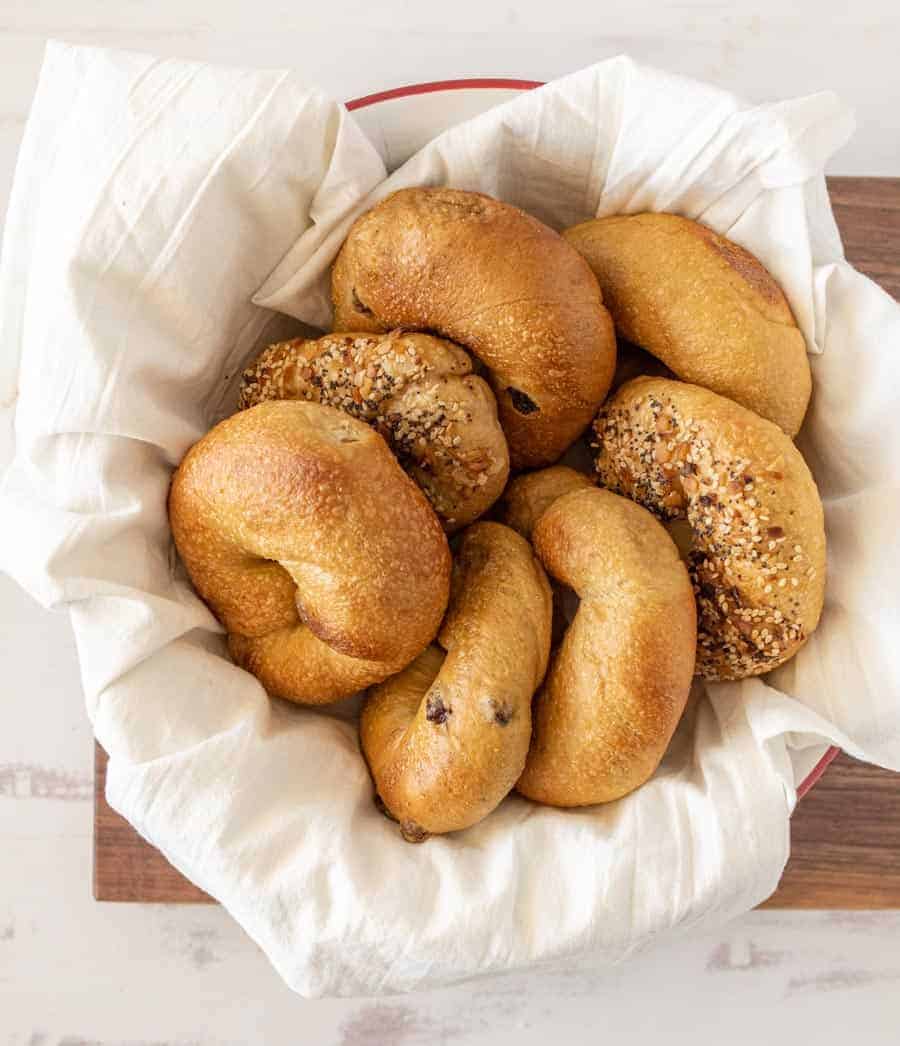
(563, 213, 811, 435)
(498, 465, 594, 540)
(592, 377, 826, 680)
(239, 330, 509, 532)
(168, 400, 451, 704)
(517, 487, 696, 807)
(360, 522, 552, 838)
(332, 187, 617, 468)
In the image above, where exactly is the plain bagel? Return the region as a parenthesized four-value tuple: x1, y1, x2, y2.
(510, 485, 697, 808)
(500, 465, 594, 541)
(332, 187, 617, 468)
(564, 212, 812, 435)
(499, 466, 596, 646)
(168, 400, 451, 704)
(361, 522, 552, 840)
(593, 376, 826, 680)
(239, 330, 509, 531)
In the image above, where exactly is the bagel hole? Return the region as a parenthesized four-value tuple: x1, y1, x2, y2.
(507, 387, 540, 415)
(610, 341, 675, 392)
(351, 288, 373, 316)
(551, 581, 581, 646)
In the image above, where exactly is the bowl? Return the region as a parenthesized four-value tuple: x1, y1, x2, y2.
(346, 76, 839, 799)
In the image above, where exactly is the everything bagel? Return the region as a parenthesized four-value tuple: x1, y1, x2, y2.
(564, 213, 811, 435)
(239, 331, 509, 531)
(361, 522, 552, 840)
(168, 400, 451, 704)
(593, 377, 826, 679)
(332, 187, 617, 468)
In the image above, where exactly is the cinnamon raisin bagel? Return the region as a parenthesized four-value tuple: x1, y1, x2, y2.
(564, 213, 811, 434)
(592, 377, 826, 680)
(514, 486, 696, 808)
(361, 522, 552, 840)
(168, 400, 451, 704)
(332, 187, 617, 468)
(239, 330, 509, 531)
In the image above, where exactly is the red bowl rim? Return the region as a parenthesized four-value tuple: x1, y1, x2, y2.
(346, 78, 545, 110)
(344, 76, 840, 801)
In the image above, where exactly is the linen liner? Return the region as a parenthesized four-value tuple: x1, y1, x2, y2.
(2, 42, 899, 997)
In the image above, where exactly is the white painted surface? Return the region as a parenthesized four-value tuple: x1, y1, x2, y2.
(1, 2, 899, 1041)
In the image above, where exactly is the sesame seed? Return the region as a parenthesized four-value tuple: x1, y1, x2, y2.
(593, 386, 815, 680)
(239, 333, 502, 526)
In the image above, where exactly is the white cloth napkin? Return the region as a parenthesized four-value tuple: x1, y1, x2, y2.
(2, 41, 899, 998)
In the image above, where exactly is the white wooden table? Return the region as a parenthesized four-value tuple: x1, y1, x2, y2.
(2, 3, 900, 1042)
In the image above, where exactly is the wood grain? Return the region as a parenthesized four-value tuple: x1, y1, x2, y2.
(763, 753, 900, 908)
(827, 177, 900, 300)
(94, 742, 210, 903)
(94, 176, 900, 906)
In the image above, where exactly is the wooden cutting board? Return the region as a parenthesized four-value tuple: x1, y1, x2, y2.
(93, 176, 900, 907)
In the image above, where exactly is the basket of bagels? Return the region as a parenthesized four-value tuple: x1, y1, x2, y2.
(177, 188, 824, 834)
(3, 44, 900, 996)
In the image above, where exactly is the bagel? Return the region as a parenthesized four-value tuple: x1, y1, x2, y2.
(512, 486, 696, 807)
(592, 377, 826, 680)
(500, 465, 594, 540)
(168, 400, 451, 704)
(361, 522, 552, 840)
(563, 213, 811, 435)
(332, 187, 617, 468)
(239, 330, 509, 531)
(499, 466, 597, 647)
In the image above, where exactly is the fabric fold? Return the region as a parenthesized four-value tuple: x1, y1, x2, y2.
(1, 42, 898, 997)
